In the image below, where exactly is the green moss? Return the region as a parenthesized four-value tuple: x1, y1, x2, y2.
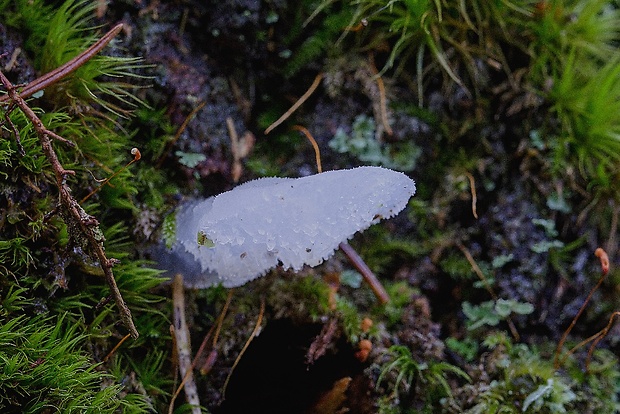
(267, 274, 333, 322)
(376, 344, 470, 411)
(0, 289, 133, 412)
(1, 0, 147, 115)
(281, 2, 357, 78)
(0, 0, 177, 411)
(378, 281, 419, 327)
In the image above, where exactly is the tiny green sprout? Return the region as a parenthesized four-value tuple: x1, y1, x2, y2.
(377, 345, 470, 401)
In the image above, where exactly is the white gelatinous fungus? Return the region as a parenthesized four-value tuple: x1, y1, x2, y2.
(170, 166, 415, 288)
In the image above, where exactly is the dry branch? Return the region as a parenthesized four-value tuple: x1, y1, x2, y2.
(0, 26, 139, 338)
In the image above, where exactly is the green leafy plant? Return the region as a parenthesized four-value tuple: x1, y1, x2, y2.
(527, 0, 620, 192)
(463, 336, 579, 413)
(462, 299, 534, 331)
(342, 0, 532, 100)
(328, 114, 421, 171)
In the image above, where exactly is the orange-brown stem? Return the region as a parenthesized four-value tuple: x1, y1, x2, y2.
(339, 241, 390, 304)
(265, 73, 323, 134)
(554, 247, 610, 369)
(292, 125, 322, 173)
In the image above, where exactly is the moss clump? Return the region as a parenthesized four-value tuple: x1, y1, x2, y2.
(0, 288, 132, 413)
(0, 0, 174, 411)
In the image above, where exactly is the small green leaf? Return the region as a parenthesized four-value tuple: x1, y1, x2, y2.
(340, 270, 363, 288)
(175, 151, 206, 168)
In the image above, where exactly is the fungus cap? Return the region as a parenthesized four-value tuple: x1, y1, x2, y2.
(171, 166, 415, 288)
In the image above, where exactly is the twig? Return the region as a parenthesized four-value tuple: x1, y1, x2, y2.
(0, 24, 124, 103)
(0, 34, 139, 338)
(554, 247, 610, 369)
(264, 73, 323, 135)
(463, 172, 478, 219)
(170, 274, 202, 414)
(222, 298, 265, 397)
(368, 54, 393, 137)
(339, 242, 390, 304)
(292, 125, 322, 174)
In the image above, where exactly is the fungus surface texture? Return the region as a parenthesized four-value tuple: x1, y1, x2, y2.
(171, 166, 416, 287)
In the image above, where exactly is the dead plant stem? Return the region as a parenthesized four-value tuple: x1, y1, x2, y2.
(0, 25, 139, 338)
(0, 24, 124, 103)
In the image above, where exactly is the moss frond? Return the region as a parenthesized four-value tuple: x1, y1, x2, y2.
(0, 309, 128, 413)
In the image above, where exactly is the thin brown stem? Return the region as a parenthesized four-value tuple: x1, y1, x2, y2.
(103, 333, 132, 362)
(80, 147, 141, 203)
(292, 125, 322, 174)
(222, 298, 265, 398)
(554, 248, 610, 369)
(463, 172, 478, 219)
(0, 24, 124, 103)
(264, 73, 323, 135)
(339, 241, 390, 304)
(368, 54, 393, 137)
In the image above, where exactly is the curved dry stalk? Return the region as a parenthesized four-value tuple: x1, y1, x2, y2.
(103, 333, 132, 363)
(264, 73, 323, 134)
(463, 171, 478, 219)
(292, 125, 322, 174)
(222, 298, 265, 397)
(554, 247, 611, 370)
(559, 311, 620, 372)
(368, 54, 393, 137)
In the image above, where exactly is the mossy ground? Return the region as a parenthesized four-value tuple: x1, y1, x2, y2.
(1, 0, 620, 413)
